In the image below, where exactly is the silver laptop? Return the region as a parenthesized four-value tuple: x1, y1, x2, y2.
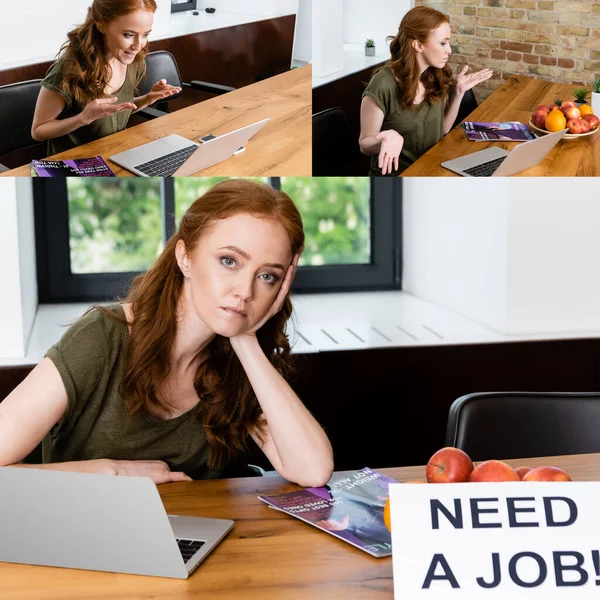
(109, 118, 270, 177)
(441, 128, 567, 177)
(0, 467, 233, 579)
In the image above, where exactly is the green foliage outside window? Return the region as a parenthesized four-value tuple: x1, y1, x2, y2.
(67, 177, 371, 274)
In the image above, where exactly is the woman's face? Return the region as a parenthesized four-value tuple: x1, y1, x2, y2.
(177, 213, 294, 338)
(101, 9, 154, 65)
(417, 22, 452, 70)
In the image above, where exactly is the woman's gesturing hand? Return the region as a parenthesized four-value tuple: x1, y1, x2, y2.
(111, 459, 192, 484)
(80, 97, 137, 125)
(377, 129, 404, 175)
(142, 79, 182, 107)
(455, 65, 494, 95)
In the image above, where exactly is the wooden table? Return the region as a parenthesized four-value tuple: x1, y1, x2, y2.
(402, 75, 600, 177)
(1, 453, 598, 599)
(1, 66, 311, 178)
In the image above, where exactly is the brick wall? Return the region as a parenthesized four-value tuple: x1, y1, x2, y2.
(415, 0, 600, 102)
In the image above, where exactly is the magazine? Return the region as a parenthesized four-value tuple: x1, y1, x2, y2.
(461, 121, 536, 142)
(31, 156, 115, 177)
(259, 467, 397, 557)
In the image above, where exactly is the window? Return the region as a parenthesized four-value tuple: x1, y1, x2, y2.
(171, 0, 197, 13)
(33, 177, 401, 302)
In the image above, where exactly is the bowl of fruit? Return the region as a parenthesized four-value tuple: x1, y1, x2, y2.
(383, 446, 574, 533)
(529, 98, 599, 140)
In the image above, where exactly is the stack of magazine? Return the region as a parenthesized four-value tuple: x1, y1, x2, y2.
(461, 121, 536, 142)
(259, 467, 397, 557)
(30, 156, 115, 177)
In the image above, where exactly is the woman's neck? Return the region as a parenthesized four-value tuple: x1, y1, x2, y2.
(169, 293, 216, 375)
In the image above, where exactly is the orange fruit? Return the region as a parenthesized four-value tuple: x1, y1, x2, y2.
(579, 104, 594, 116)
(545, 109, 567, 132)
(384, 498, 392, 533)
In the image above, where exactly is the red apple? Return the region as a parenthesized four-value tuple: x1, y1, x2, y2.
(522, 466, 572, 482)
(564, 106, 581, 121)
(515, 466, 533, 480)
(561, 100, 577, 111)
(549, 104, 561, 112)
(469, 460, 520, 482)
(426, 447, 474, 483)
(583, 114, 600, 131)
(532, 110, 548, 129)
(535, 104, 551, 114)
(581, 119, 591, 133)
(567, 118, 584, 134)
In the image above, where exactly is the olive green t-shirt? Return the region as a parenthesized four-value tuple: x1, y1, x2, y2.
(41, 59, 144, 155)
(43, 304, 222, 480)
(362, 68, 445, 176)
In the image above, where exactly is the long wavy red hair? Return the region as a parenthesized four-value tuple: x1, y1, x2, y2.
(377, 6, 454, 110)
(57, 0, 156, 107)
(104, 180, 304, 469)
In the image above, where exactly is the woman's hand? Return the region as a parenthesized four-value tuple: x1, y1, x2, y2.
(111, 459, 192, 484)
(137, 79, 182, 109)
(234, 254, 300, 338)
(376, 129, 404, 175)
(80, 97, 137, 125)
(455, 65, 494, 95)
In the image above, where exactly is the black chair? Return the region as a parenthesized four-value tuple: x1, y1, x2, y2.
(137, 50, 237, 119)
(445, 392, 600, 461)
(312, 107, 364, 176)
(451, 88, 478, 130)
(0, 79, 46, 171)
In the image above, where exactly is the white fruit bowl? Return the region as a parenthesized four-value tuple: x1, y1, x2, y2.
(528, 119, 599, 141)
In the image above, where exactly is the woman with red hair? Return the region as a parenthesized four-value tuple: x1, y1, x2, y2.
(0, 180, 334, 488)
(32, 0, 180, 154)
(359, 6, 493, 176)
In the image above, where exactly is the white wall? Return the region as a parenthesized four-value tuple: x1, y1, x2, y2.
(403, 178, 600, 336)
(0, 0, 171, 69)
(343, 0, 413, 56)
(0, 179, 37, 359)
(208, 0, 298, 16)
(312, 0, 344, 77)
(293, 0, 312, 64)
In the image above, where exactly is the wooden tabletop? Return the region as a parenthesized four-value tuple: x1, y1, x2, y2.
(402, 75, 600, 177)
(1, 453, 598, 599)
(1, 66, 311, 178)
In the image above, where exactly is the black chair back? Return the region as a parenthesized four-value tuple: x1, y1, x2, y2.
(446, 392, 600, 461)
(312, 107, 363, 176)
(138, 51, 184, 112)
(452, 88, 478, 130)
(0, 79, 43, 156)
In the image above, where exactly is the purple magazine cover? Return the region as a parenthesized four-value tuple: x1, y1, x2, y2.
(31, 156, 115, 177)
(259, 467, 397, 557)
(461, 121, 536, 142)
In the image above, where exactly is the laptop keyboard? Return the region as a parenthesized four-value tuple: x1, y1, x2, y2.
(176, 538, 206, 564)
(463, 156, 507, 177)
(134, 144, 198, 177)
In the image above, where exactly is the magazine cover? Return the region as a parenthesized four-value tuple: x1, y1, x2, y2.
(31, 156, 115, 177)
(259, 467, 397, 557)
(461, 121, 536, 142)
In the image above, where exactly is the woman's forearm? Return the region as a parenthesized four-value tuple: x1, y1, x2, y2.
(359, 134, 383, 156)
(230, 336, 334, 487)
(133, 94, 150, 112)
(443, 88, 465, 135)
(32, 113, 88, 142)
(6, 459, 116, 475)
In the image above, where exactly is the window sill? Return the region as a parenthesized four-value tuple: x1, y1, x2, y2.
(2, 291, 599, 367)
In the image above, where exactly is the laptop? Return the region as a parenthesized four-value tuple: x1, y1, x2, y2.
(441, 128, 567, 177)
(109, 118, 270, 177)
(0, 467, 233, 579)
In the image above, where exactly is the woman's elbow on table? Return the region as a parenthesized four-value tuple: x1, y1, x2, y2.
(287, 462, 334, 488)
